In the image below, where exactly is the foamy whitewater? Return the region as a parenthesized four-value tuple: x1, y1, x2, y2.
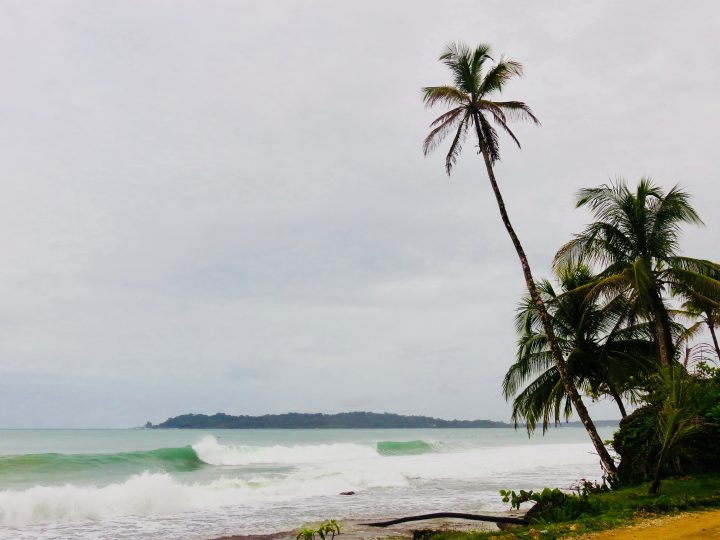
(0, 427, 616, 539)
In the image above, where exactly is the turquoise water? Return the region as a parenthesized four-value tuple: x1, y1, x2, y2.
(0, 427, 617, 539)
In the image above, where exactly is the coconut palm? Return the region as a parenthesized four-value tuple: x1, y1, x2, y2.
(555, 179, 720, 368)
(422, 42, 617, 476)
(503, 263, 654, 433)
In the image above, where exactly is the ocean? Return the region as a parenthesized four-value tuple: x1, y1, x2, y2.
(0, 427, 616, 539)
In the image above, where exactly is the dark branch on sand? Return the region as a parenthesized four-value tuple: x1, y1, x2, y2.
(362, 512, 529, 527)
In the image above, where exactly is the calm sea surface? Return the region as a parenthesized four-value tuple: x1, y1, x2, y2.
(0, 427, 616, 539)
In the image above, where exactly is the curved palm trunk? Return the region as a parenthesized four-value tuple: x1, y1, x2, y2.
(607, 384, 627, 418)
(707, 318, 720, 360)
(649, 445, 667, 495)
(649, 291, 674, 368)
(473, 117, 616, 477)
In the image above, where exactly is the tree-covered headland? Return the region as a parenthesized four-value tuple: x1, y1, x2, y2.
(149, 411, 511, 429)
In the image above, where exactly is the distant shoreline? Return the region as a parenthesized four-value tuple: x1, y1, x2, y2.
(146, 411, 619, 430)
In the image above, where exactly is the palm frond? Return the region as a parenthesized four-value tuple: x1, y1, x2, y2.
(491, 101, 541, 125)
(422, 107, 464, 155)
(481, 102, 521, 148)
(650, 184, 704, 247)
(421, 86, 468, 108)
(438, 42, 489, 94)
(445, 117, 469, 175)
(478, 58, 523, 95)
(474, 111, 501, 162)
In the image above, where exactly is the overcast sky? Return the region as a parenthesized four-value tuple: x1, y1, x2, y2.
(0, 1, 718, 427)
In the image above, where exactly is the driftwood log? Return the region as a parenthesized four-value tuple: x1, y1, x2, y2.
(362, 512, 529, 527)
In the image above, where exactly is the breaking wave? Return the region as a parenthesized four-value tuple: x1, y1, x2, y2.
(0, 434, 605, 530)
(376, 440, 436, 455)
(191, 436, 378, 465)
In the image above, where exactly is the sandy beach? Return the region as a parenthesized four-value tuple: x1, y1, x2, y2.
(214, 516, 502, 540)
(215, 509, 720, 540)
(577, 509, 720, 540)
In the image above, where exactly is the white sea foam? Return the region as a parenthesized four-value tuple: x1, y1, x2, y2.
(0, 468, 409, 527)
(0, 458, 404, 526)
(0, 437, 604, 530)
(0, 472, 195, 526)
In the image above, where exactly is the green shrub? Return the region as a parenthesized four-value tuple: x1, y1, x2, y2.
(297, 528, 317, 540)
(296, 520, 342, 540)
(500, 486, 601, 523)
(613, 405, 663, 484)
(613, 369, 720, 487)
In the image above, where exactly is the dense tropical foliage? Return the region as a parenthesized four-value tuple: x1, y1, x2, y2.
(503, 262, 654, 433)
(502, 178, 720, 491)
(554, 180, 719, 368)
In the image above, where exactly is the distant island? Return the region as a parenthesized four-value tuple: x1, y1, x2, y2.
(146, 411, 620, 429)
(147, 411, 510, 429)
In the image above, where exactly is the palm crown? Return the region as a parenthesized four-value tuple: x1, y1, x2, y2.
(556, 179, 704, 270)
(554, 178, 720, 366)
(422, 42, 539, 173)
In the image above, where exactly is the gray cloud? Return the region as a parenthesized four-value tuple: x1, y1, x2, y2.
(0, 0, 718, 427)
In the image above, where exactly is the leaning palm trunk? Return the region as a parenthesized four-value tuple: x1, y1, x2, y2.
(648, 444, 668, 495)
(422, 42, 616, 477)
(475, 126, 616, 476)
(708, 322, 720, 360)
(607, 385, 628, 418)
(653, 319, 673, 368)
(649, 290, 674, 368)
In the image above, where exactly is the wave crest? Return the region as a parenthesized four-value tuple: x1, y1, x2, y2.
(0, 447, 202, 483)
(376, 440, 436, 455)
(192, 436, 377, 465)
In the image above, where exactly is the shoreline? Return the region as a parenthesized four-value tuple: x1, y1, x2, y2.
(210, 511, 527, 540)
(212, 518, 500, 540)
(212, 507, 720, 540)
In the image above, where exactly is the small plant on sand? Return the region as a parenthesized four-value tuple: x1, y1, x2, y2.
(296, 520, 342, 540)
(319, 519, 342, 539)
(297, 528, 317, 540)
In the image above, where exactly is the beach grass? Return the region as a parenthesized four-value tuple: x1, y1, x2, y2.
(414, 473, 720, 540)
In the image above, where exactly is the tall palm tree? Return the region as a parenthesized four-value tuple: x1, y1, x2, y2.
(422, 42, 617, 476)
(555, 179, 720, 368)
(504, 263, 655, 433)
